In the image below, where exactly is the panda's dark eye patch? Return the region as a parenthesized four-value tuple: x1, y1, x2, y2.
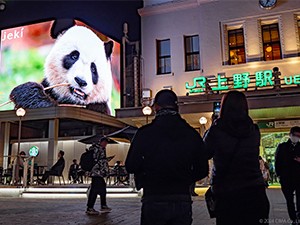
(91, 62, 98, 85)
(63, 50, 80, 70)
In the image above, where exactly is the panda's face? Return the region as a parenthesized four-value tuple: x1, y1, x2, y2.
(62, 49, 98, 101)
(44, 26, 113, 105)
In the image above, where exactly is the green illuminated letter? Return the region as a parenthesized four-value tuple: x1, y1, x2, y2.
(255, 71, 264, 87)
(185, 77, 206, 89)
(264, 70, 273, 86)
(284, 76, 293, 85)
(255, 70, 273, 87)
(197, 77, 206, 88)
(233, 72, 250, 88)
(186, 77, 206, 93)
(212, 75, 228, 91)
(185, 79, 197, 89)
(294, 75, 300, 84)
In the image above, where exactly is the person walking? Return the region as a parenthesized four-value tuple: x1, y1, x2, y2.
(267, 159, 275, 184)
(259, 156, 270, 188)
(275, 126, 300, 224)
(203, 90, 269, 225)
(125, 89, 208, 225)
(86, 137, 112, 215)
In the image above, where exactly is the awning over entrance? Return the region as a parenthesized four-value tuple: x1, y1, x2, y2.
(0, 106, 125, 128)
(78, 136, 118, 144)
(78, 126, 137, 144)
(106, 126, 137, 143)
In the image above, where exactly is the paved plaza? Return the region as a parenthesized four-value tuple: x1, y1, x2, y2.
(0, 187, 292, 225)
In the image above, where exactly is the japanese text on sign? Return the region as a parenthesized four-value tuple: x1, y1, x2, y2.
(185, 70, 300, 94)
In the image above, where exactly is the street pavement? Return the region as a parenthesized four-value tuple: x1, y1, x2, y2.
(0, 187, 291, 225)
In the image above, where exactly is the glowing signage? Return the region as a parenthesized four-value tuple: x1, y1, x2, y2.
(185, 70, 300, 94)
(255, 70, 273, 87)
(233, 73, 250, 89)
(212, 75, 228, 91)
(29, 146, 39, 157)
(0, 20, 121, 116)
(257, 121, 275, 129)
(185, 77, 205, 93)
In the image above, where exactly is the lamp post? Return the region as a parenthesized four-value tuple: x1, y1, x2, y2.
(15, 107, 26, 185)
(199, 116, 207, 137)
(199, 116, 209, 185)
(142, 106, 152, 125)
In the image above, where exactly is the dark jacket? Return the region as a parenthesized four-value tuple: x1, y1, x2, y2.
(275, 139, 300, 184)
(89, 144, 109, 178)
(51, 157, 65, 175)
(69, 164, 79, 177)
(204, 112, 265, 196)
(125, 111, 208, 197)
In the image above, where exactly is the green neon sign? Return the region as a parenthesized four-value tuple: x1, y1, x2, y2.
(185, 77, 206, 92)
(257, 121, 275, 129)
(185, 70, 300, 94)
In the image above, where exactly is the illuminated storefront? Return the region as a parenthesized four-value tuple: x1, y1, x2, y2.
(0, 106, 129, 181)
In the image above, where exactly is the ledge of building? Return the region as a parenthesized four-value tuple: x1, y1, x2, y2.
(116, 87, 300, 127)
(0, 106, 126, 129)
(138, 0, 217, 17)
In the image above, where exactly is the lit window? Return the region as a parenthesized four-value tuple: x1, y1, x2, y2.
(228, 28, 246, 65)
(157, 39, 171, 75)
(185, 35, 200, 71)
(262, 24, 282, 61)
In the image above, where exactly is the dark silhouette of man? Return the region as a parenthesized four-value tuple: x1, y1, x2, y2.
(69, 159, 83, 183)
(38, 150, 65, 185)
(276, 126, 300, 224)
(126, 89, 208, 225)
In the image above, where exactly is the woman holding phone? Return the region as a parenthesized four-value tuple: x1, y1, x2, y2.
(204, 90, 269, 225)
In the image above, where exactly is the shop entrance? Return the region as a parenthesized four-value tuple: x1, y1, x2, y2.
(261, 131, 290, 186)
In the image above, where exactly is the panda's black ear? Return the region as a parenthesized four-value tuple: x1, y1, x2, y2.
(104, 41, 114, 60)
(50, 19, 75, 39)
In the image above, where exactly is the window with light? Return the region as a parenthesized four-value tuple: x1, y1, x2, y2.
(262, 23, 282, 61)
(228, 28, 246, 65)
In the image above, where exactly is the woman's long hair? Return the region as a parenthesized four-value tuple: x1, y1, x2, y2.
(219, 91, 248, 117)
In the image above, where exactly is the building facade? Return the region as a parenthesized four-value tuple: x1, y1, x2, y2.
(116, 0, 300, 165)
(139, 0, 300, 95)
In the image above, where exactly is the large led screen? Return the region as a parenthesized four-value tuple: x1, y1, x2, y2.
(0, 20, 120, 116)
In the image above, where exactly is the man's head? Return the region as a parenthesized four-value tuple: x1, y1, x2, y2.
(20, 151, 26, 156)
(73, 159, 77, 164)
(290, 126, 300, 143)
(58, 150, 64, 158)
(154, 89, 178, 112)
(99, 137, 109, 148)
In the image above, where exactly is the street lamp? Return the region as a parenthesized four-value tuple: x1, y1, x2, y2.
(15, 107, 26, 185)
(199, 116, 209, 185)
(142, 106, 152, 124)
(199, 116, 207, 137)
